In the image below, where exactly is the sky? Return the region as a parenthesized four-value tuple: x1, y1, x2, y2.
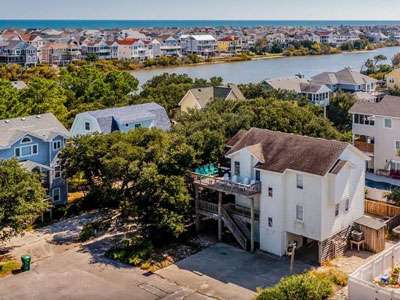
(0, 0, 400, 20)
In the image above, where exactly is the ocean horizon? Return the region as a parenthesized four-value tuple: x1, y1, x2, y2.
(1, 19, 400, 29)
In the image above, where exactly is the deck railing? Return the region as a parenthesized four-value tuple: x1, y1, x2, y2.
(224, 203, 260, 221)
(192, 173, 261, 196)
(354, 140, 374, 154)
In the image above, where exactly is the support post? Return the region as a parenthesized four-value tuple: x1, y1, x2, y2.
(218, 192, 222, 241)
(195, 185, 200, 232)
(250, 197, 255, 253)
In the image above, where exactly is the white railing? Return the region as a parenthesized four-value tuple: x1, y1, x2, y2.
(349, 243, 400, 300)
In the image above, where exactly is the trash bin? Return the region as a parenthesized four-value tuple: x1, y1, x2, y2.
(21, 255, 31, 272)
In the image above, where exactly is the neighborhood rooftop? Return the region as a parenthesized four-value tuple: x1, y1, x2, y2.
(226, 127, 349, 176)
(82, 102, 171, 132)
(349, 95, 400, 118)
(0, 113, 70, 149)
(312, 67, 378, 85)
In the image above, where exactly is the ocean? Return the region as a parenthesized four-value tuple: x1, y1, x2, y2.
(1, 19, 400, 29)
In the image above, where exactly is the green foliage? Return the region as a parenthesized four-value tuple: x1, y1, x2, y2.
(176, 98, 345, 164)
(256, 272, 334, 300)
(60, 129, 195, 242)
(0, 159, 49, 241)
(327, 92, 357, 132)
(386, 189, 400, 205)
(0, 260, 21, 276)
(105, 237, 154, 266)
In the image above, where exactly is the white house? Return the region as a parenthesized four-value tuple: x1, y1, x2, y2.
(193, 128, 369, 263)
(265, 77, 332, 107)
(180, 34, 217, 57)
(350, 95, 400, 179)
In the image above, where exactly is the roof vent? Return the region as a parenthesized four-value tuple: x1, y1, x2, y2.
(36, 115, 41, 119)
(4, 120, 9, 123)
(21, 117, 26, 121)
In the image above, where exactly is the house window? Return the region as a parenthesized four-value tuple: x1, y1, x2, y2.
(21, 137, 32, 144)
(54, 166, 61, 178)
(345, 198, 350, 212)
(135, 123, 141, 129)
(296, 205, 303, 221)
(15, 144, 38, 158)
(296, 174, 303, 189)
(335, 203, 340, 217)
(234, 161, 240, 176)
(255, 170, 260, 181)
(384, 118, 392, 129)
(268, 187, 273, 197)
(53, 140, 62, 150)
(354, 114, 374, 126)
(85, 122, 91, 131)
(52, 188, 61, 203)
(268, 217, 273, 227)
(395, 141, 400, 153)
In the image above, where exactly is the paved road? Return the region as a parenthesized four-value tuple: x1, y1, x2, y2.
(0, 213, 212, 300)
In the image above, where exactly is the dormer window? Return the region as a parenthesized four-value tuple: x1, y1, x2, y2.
(21, 137, 32, 144)
(53, 140, 62, 150)
(85, 122, 90, 131)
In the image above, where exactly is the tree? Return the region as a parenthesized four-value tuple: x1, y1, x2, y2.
(60, 129, 195, 243)
(392, 53, 400, 67)
(326, 92, 356, 132)
(0, 80, 25, 120)
(0, 159, 49, 241)
(19, 78, 69, 124)
(176, 98, 345, 164)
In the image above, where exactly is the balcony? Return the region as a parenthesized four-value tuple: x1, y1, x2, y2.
(192, 173, 261, 196)
(354, 140, 374, 154)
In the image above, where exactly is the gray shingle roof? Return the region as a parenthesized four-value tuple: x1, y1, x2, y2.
(85, 102, 171, 133)
(188, 84, 245, 108)
(311, 68, 377, 86)
(349, 95, 400, 118)
(226, 128, 349, 176)
(0, 113, 70, 149)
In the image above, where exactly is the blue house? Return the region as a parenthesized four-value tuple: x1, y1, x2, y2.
(0, 113, 70, 205)
(70, 102, 171, 137)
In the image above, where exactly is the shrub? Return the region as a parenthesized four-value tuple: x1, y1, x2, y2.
(311, 268, 348, 287)
(387, 189, 400, 205)
(256, 272, 334, 300)
(105, 237, 154, 266)
(79, 220, 111, 242)
(0, 260, 21, 276)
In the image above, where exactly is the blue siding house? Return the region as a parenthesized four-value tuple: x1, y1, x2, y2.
(0, 113, 70, 205)
(70, 102, 171, 137)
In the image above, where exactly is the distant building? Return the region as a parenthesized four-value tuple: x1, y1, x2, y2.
(70, 103, 171, 137)
(386, 69, 400, 90)
(180, 34, 217, 57)
(312, 68, 377, 93)
(0, 113, 70, 205)
(179, 84, 245, 113)
(265, 77, 331, 107)
(350, 95, 400, 177)
(0, 40, 37, 66)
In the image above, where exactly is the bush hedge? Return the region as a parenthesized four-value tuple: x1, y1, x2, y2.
(256, 271, 337, 300)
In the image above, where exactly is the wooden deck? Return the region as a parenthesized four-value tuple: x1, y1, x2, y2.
(193, 174, 261, 196)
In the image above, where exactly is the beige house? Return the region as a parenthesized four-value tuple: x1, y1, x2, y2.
(350, 95, 400, 178)
(179, 84, 245, 113)
(386, 69, 400, 90)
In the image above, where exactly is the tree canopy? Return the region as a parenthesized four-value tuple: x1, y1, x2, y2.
(0, 159, 49, 241)
(60, 129, 195, 243)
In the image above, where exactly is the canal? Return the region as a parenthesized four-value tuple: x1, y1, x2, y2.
(131, 47, 400, 84)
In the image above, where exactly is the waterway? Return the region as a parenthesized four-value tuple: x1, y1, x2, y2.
(131, 47, 400, 84)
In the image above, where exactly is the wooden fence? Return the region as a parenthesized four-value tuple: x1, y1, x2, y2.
(365, 199, 400, 218)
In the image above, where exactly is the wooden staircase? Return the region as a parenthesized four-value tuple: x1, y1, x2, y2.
(198, 200, 249, 250)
